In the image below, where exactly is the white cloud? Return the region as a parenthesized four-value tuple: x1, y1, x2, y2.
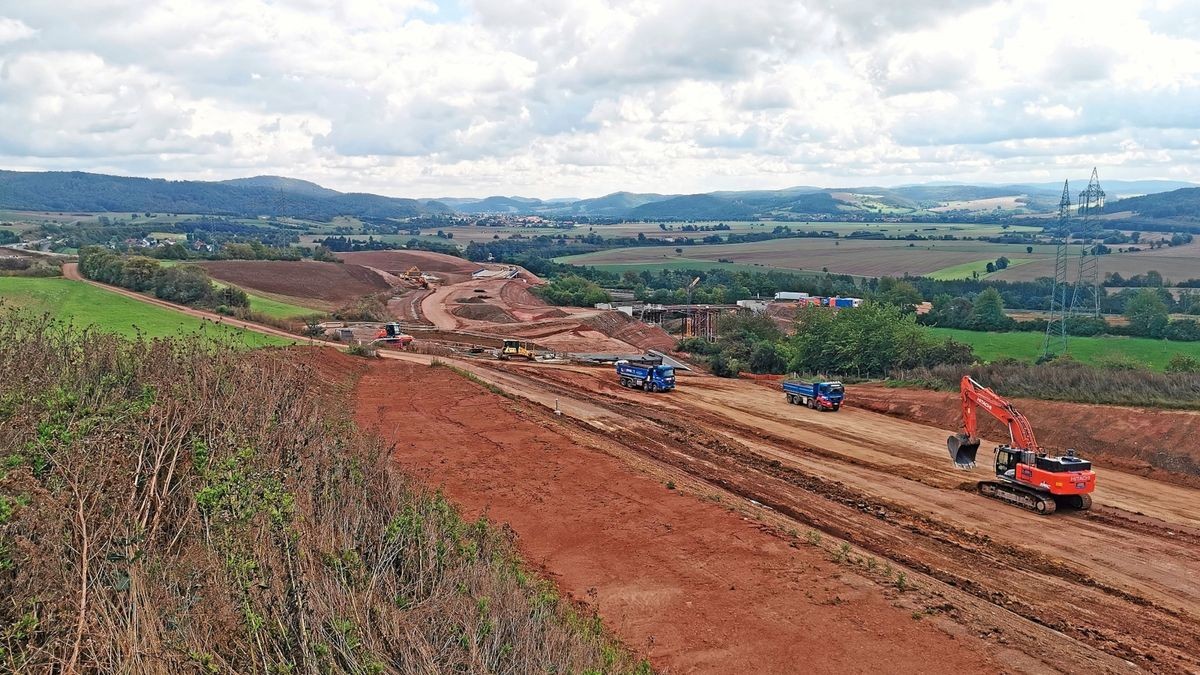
(0, 17, 35, 44)
(0, 0, 1197, 196)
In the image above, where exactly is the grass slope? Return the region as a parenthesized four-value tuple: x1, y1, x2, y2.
(244, 292, 319, 319)
(0, 277, 291, 346)
(930, 327, 1200, 370)
(209, 279, 318, 318)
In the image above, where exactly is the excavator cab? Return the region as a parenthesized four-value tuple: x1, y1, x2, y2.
(994, 447, 1020, 480)
(947, 433, 981, 468)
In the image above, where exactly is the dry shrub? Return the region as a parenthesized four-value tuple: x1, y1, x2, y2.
(0, 312, 645, 674)
(332, 294, 390, 322)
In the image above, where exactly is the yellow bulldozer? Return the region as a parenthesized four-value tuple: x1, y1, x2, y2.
(498, 339, 535, 360)
(403, 266, 429, 289)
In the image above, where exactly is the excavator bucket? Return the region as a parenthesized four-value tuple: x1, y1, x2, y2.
(947, 433, 981, 468)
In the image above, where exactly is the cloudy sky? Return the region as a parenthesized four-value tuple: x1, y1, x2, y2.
(0, 0, 1198, 198)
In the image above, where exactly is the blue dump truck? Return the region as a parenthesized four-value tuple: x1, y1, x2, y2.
(616, 358, 676, 392)
(783, 379, 845, 411)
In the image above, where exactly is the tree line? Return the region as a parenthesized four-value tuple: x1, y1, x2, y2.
(679, 304, 976, 378)
(78, 247, 249, 311)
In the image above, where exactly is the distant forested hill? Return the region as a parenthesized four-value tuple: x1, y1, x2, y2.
(1113, 188, 1200, 220)
(628, 194, 757, 220)
(0, 170, 441, 221)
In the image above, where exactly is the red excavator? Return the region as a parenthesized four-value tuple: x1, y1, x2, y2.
(948, 375, 1096, 515)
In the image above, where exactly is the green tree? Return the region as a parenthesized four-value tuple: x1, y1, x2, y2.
(534, 275, 611, 307)
(1124, 288, 1170, 337)
(748, 341, 787, 374)
(968, 288, 1012, 331)
(788, 303, 973, 378)
(926, 294, 974, 328)
(874, 277, 922, 313)
(310, 245, 337, 262)
(120, 256, 162, 292)
(153, 265, 214, 306)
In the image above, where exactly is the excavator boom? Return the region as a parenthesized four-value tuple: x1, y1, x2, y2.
(948, 376, 1039, 468)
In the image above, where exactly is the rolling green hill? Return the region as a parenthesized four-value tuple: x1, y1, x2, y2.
(0, 276, 292, 346)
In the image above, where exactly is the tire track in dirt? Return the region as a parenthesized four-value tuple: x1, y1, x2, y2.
(354, 359, 1002, 674)
(472, 361, 1200, 673)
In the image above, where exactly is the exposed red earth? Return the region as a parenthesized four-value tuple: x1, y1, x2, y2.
(354, 359, 1000, 674)
(64, 256, 1200, 673)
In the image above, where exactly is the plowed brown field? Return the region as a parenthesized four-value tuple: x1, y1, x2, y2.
(338, 250, 481, 281)
(198, 260, 391, 308)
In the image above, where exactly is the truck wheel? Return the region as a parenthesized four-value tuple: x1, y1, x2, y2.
(832, 404, 840, 411)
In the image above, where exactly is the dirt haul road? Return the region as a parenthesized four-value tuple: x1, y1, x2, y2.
(376, 358, 1200, 673)
(356, 359, 1000, 674)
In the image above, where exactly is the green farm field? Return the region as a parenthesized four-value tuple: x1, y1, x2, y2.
(930, 327, 1198, 370)
(926, 258, 1035, 280)
(0, 277, 293, 347)
(208, 279, 320, 318)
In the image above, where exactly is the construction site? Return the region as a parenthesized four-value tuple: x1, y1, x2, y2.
(187, 247, 1198, 673)
(67, 242, 1198, 672)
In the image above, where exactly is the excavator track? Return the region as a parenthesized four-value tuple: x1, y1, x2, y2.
(978, 481, 1057, 515)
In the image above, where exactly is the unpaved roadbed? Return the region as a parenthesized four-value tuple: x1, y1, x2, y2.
(355, 360, 999, 674)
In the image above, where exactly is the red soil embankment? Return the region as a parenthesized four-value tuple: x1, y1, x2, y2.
(852, 383, 1200, 488)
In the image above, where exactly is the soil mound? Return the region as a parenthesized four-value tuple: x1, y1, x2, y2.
(453, 303, 518, 323)
(582, 311, 676, 352)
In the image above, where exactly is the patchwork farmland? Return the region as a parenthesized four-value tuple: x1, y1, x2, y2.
(559, 235, 1200, 281)
(558, 238, 1061, 278)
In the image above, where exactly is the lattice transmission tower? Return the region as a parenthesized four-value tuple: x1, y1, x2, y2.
(1042, 180, 1072, 358)
(1069, 168, 1105, 320)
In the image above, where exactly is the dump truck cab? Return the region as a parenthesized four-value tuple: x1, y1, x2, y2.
(782, 380, 844, 411)
(616, 358, 675, 392)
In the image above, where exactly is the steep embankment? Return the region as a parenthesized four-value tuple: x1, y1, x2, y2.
(0, 316, 642, 672)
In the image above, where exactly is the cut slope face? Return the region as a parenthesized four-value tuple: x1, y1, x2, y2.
(198, 260, 391, 308)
